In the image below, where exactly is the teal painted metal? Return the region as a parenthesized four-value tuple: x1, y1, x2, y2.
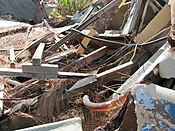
(16, 117, 82, 131)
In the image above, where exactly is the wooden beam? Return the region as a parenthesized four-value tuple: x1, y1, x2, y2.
(43, 0, 122, 58)
(32, 43, 45, 66)
(0, 67, 93, 79)
(0, 84, 4, 116)
(10, 48, 15, 68)
(61, 46, 107, 71)
(22, 63, 58, 74)
(76, 28, 96, 54)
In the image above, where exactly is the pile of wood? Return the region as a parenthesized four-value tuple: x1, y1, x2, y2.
(0, 0, 174, 130)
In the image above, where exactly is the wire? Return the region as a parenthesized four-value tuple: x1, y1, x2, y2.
(70, 28, 135, 46)
(130, 43, 138, 61)
(91, 45, 130, 66)
(140, 36, 167, 46)
(69, 28, 167, 47)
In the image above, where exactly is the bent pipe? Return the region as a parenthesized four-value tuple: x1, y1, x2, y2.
(83, 92, 129, 111)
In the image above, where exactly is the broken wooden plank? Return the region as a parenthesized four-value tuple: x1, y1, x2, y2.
(0, 68, 58, 78)
(76, 28, 96, 54)
(0, 67, 93, 79)
(32, 43, 45, 66)
(61, 46, 107, 71)
(10, 48, 15, 68)
(45, 48, 77, 63)
(0, 84, 4, 116)
(67, 61, 133, 94)
(43, 0, 122, 58)
(22, 63, 58, 74)
(16, 32, 53, 58)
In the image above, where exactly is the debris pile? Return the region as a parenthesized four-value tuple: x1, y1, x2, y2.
(0, 0, 175, 130)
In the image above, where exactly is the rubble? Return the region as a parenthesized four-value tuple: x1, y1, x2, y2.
(0, 0, 174, 131)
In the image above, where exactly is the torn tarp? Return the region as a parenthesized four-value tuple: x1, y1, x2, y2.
(0, 0, 45, 22)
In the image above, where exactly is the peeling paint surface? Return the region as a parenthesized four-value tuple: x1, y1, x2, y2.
(135, 89, 155, 110)
(165, 104, 175, 121)
(132, 84, 175, 131)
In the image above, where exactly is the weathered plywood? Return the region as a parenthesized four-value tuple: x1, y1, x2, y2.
(135, 4, 170, 43)
(97, 61, 133, 86)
